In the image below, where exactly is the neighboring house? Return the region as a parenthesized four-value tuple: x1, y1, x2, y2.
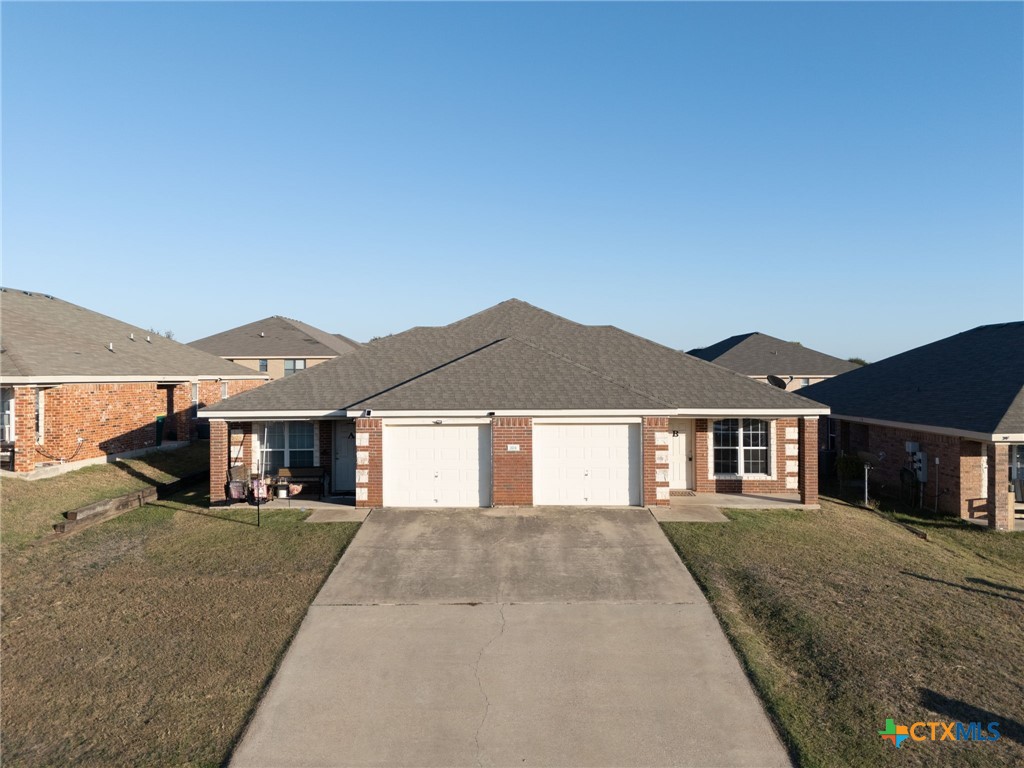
(688, 332, 859, 390)
(188, 316, 361, 380)
(0, 288, 268, 475)
(803, 322, 1023, 531)
(201, 299, 827, 509)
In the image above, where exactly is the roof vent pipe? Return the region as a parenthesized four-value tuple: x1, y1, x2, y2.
(130, 333, 135, 341)
(260, 331, 265, 337)
(146, 335, 151, 343)
(108, 342, 114, 352)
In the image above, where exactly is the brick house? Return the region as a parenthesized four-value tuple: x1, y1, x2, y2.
(803, 322, 1023, 531)
(0, 288, 268, 475)
(688, 332, 860, 391)
(201, 300, 826, 509)
(188, 316, 360, 381)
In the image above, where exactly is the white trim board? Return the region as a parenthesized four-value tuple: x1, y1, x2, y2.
(3, 375, 269, 385)
(830, 413, 1023, 444)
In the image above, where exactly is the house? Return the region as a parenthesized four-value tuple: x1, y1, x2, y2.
(0, 288, 268, 475)
(188, 316, 361, 380)
(803, 322, 1023, 531)
(688, 332, 859, 390)
(201, 300, 827, 508)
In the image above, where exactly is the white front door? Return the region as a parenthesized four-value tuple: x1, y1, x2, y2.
(668, 419, 694, 490)
(533, 423, 640, 505)
(333, 422, 357, 492)
(383, 424, 491, 507)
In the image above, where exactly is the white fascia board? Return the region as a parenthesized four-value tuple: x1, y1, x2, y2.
(675, 408, 830, 417)
(1, 374, 268, 385)
(344, 409, 676, 418)
(829, 413, 1022, 444)
(383, 417, 493, 427)
(200, 409, 346, 420)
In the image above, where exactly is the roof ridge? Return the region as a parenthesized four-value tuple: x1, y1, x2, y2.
(510, 335, 674, 408)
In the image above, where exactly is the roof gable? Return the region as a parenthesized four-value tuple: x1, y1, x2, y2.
(0, 288, 263, 380)
(803, 322, 1024, 435)
(689, 332, 859, 376)
(206, 299, 824, 414)
(188, 316, 361, 358)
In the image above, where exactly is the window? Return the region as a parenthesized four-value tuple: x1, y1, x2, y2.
(283, 359, 306, 376)
(258, 359, 268, 373)
(221, 381, 229, 399)
(800, 378, 810, 388)
(1, 388, 13, 443)
(259, 422, 315, 474)
(35, 389, 45, 444)
(713, 419, 771, 476)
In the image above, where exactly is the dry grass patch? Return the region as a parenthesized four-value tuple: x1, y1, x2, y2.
(662, 499, 1024, 768)
(1, 442, 209, 550)
(1, 485, 359, 767)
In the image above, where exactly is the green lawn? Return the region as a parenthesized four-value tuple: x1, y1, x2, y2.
(662, 498, 1024, 768)
(1, 482, 359, 767)
(1, 441, 212, 550)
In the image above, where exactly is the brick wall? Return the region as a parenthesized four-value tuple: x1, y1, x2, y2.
(642, 416, 670, 506)
(799, 416, 818, 504)
(492, 417, 532, 506)
(210, 419, 229, 502)
(988, 443, 1012, 531)
(693, 417, 800, 495)
(355, 417, 382, 507)
(319, 421, 333, 483)
(12, 387, 37, 472)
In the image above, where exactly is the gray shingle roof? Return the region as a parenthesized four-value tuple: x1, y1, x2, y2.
(803, 322, 1024, 436)
(0, 287, 263, 380)
(188, 316, 361, 358)
(205, 299, 824, 414)
(688, 332, 859, 376)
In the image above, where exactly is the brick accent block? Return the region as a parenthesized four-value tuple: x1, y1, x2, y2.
(643, 416, 670, 506)
(355, 418, 382, 507)
(210, 419, 229, 503)
(798, 416, 819, 505)
(492, 417, 532, 506)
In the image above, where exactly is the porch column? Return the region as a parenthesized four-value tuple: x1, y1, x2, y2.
(957, 440, 985, 522)
(12, 387, 37, 473)
(209, 419, 228, 504)
(355, 417, 382, 508)
(987, 443, 1012, 531)
(798, 416, 819, 505)
(643, 416, 670, 506)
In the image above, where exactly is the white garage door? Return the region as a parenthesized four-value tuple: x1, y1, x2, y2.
(384, 425, 491, 507)
(533, 423, 640, 506)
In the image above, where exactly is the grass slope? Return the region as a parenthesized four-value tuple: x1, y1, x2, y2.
(1, 485, 359, 767)
(662, 499, 1024, 768)
(1, 442, 211, 550)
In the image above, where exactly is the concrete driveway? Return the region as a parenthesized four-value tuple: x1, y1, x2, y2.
(231, 507, 791, 768)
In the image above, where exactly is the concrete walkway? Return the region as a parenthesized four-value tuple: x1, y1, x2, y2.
(230, 507, 791, 767)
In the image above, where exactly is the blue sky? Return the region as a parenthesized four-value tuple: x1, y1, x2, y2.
(3, 2, 1022, 361)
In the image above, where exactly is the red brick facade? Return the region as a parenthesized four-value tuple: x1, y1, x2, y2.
(355, 417, 383, 508)
(832, 419, 1016, 531)
(210, 420, 229, 502)
(492, 417, 533, 506)
(7, 378, 265, 475)
(799, 416, 818, 505)
(693, 417, 803, 495)
(642, 417, 670, 506)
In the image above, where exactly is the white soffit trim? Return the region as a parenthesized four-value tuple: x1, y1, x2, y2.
(1, 375, 269, 385)
(383, 417, 492, 426)
(677, 408, 829, 417)
(344, 409, 675, 418)
(199, 409, 346, 420)
(830, 413, 1021, 443)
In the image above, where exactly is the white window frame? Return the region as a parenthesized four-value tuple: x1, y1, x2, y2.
(254, 421, 319, 474)
(283, 359, 306, 377)
(1, 388, 14, 443)
(258, 359, 268, 373)
(35, 388, 45, 444)
(709, 418, 777, 480)
(221, 381, 229, 399)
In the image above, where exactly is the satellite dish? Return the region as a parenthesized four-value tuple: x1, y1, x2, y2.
(767, 375, 787, 389)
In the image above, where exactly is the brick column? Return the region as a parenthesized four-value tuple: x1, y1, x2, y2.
(12, 387, 37, 473)
(693, 419, 712, 493)
(492, 417, 532, 506)
(958, 440, 984, 521)
(318, 421, 332, 489)
(172, 383, 192, 443)
(210, 419, 228, 504)
(355, 418, 382, 507)
(643, 417, 670, 506)
(987, 443, 1012, 531)
(798, 416, 819, 505)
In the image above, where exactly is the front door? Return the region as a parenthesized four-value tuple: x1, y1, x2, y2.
(668, 419, 693, 490)
(333, 422, 356, 493)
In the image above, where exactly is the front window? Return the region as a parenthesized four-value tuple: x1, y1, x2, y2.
(260, 422, 315, 474)
(1, 388, 13, 443)
(713, 419, 771, 476)
(283, 359, 306, 376)
(258, 359, 268, 373)
(35, 389, 45, 444)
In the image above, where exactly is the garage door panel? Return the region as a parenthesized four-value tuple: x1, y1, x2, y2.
(534, 424, 640, 506)
(384, 425, 491, 507)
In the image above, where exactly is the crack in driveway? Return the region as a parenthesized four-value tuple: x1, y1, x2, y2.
(472, 603, 506, 767)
